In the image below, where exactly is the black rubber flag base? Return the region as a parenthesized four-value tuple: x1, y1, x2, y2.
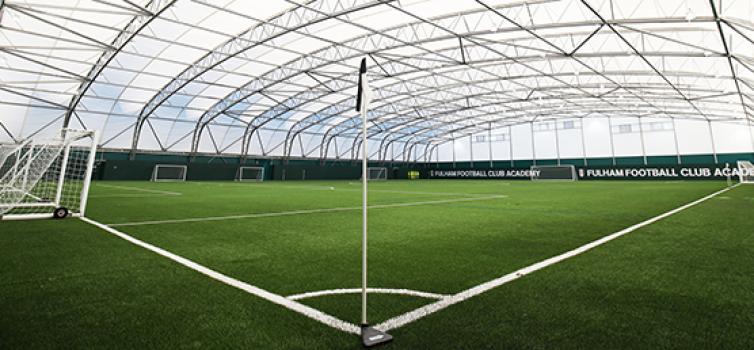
(361, 325, 393, 347)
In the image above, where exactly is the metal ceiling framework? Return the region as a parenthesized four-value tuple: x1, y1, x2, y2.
(0, 0, 753, 162)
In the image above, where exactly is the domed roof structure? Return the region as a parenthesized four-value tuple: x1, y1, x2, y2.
(0, 0, 752, 162)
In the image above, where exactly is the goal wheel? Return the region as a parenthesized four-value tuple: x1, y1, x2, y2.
(53, 207, 69, 219)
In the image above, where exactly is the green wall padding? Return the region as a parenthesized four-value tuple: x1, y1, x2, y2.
(95, 150, 754, 181)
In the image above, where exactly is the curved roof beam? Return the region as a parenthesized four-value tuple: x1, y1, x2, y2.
(319, 83, 741, 160)
(193, 1, 592, 153)
(213, 11, 723, 157)
(279, 19, 725, 154)
(332, 102, 571, 162)
(93, 0, 741, 157)
(310, 60, 732, 156)
(342, 0, 724, 131)
(578, 0, 712, 121)
(205, 5, 521, 155)
(406, 105, 744, 152)
(131, 0, 393, 151)
(189, 59, 743, 157)
(63, 0, 178, 128)
(221, 83, 741, 158)
(708, 0, 752, 122)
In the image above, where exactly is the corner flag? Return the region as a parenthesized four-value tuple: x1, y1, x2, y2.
(356, 57, 392, 347)
(356, 58, 373, 113)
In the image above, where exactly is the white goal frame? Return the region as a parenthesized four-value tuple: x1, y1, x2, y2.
(530, 164, 578, 181)
(737, 161, 754, 184)
(236, 166, 265, 182)
(0, 129, 99, 220)
(366, 167, 387, 181)
(151, 164, 187, 182)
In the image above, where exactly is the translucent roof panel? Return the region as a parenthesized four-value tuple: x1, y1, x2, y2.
(0, 0, 751, 158)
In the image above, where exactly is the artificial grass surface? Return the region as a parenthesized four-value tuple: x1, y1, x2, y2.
(2, 180, 752, 349)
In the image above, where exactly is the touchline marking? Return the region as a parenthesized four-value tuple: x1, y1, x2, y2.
(95, 183, 182, 196)
(107, 195, 507, 227)
(287, 288, 448, 301)
(79, 216, 360, 335)
(374, 184, 740, 332)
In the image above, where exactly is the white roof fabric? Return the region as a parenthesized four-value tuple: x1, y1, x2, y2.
(0, 0, 752, 158)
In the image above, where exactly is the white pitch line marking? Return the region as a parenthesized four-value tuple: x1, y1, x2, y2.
(358, 189, 503, 197)
(316, 187, 506, 197)
(374, 184, 739, 332)
(79, 216, 360, 335)
(89, 194, 179, 199)
(94, 183, 182, 196)
(287, 288, 449, 301)
(107, 195, 507, 227)
(182, 182, 504, 197)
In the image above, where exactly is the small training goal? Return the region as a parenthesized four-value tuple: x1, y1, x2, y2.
(364, 167, 387, 181)
(530, 164, 577, 181)
(236, 166, 264, 182)
(151, 164, 187, 182)
(0, 129, 98, 220)
(738, 161, 754, 184)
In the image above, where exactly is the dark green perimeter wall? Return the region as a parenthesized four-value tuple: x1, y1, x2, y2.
(94, 151, 754, 181)
(95, 151, 424, 181)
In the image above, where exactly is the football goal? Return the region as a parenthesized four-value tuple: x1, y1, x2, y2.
(236, 166, 264, 182)
(0, 129, 98, 220)
(365, 167, 387, 181)
(152, 164, 187, 182)
(738, 161, 754, 184)
(531, 164, 578, 181)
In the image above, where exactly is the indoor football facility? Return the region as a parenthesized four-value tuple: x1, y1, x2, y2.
(1, 0, 753, 348)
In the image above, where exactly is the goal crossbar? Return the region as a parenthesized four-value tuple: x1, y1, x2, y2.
(365, 167, 387, 181)
(0, 129, 98, 220)
(237, 166, 264, 182)
(152, 164, 187, 182)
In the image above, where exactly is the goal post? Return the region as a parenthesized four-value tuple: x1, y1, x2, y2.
(0, 129, 99, 220)
(365, 167, 387, 181)
(151, 164, 187, 182)
(530, 164, 577, 181)
(737, 161, 754, 184)
(236, 166, 264, 182)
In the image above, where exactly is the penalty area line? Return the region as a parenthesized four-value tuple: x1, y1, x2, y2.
(107, 195, 507, 227)
(94, 183, 182, 196)
(79, 216, 360, 335)
(375, 184, 740, 332)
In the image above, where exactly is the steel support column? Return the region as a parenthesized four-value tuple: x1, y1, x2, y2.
(671, 117, 682, 164)
(638, 117, 648, 165)
(707, 120, 718, 164)
(607, 116, 616, 166)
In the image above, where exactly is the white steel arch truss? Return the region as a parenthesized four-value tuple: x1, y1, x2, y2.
(0, 0, 752, 161)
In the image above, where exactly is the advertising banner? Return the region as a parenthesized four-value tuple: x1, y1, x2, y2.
(427, 164, 751, 180)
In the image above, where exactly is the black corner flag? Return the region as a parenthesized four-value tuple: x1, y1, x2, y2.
(356, 58, 368, 113)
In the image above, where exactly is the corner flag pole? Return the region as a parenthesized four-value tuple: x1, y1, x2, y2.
(360, 61, 369, 328)
(356, 57, 392, 347)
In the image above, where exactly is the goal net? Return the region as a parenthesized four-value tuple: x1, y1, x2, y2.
(152, 164, 187, 182)
(531, 165, 577, 181)
(738, 161, 754, 184)
(365, 167, 387, 181)
(0, 129, 98, 220)
(237, 166, 264, 182)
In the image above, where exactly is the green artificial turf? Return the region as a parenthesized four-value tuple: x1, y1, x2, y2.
(2, 180, 752, 349)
